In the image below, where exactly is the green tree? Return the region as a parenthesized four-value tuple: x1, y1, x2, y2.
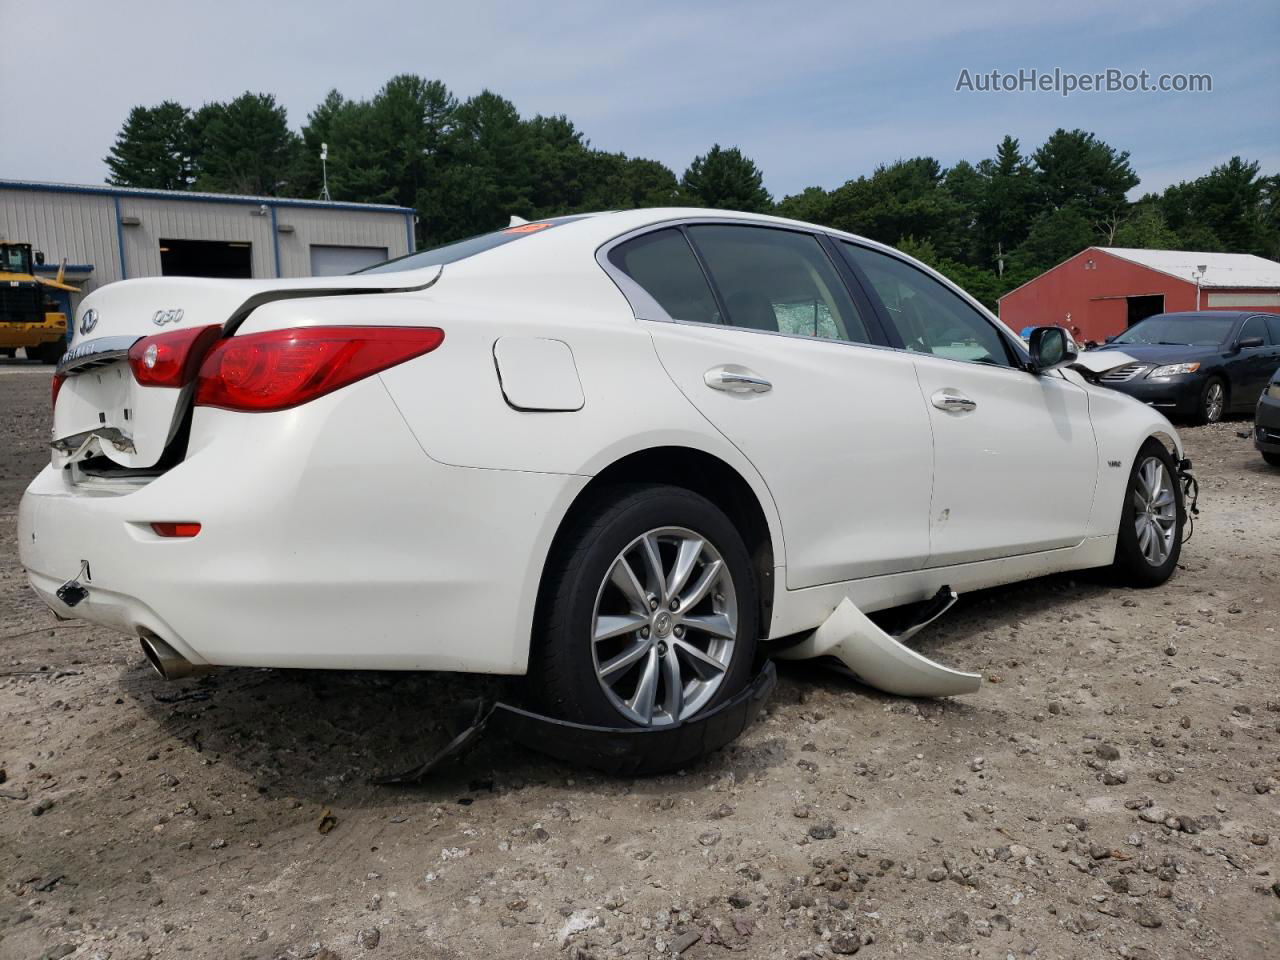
(295, 89, 350, 198)
(1157, 157, 1271, 254)
(1011, 204, 1096, 273)
(823, 157, 965, 258)
(775, 186, 833, 225)
(430, 90, 533, 242)
(191, 93, 302, 196)
(104, 101, 195, 190)
(1031, 129, 1139, 223)
(523, 114, 592, 215)
(581, 153, 681, 209)
(1112, 202, 1180, 249)
(681, 144, 772, 211)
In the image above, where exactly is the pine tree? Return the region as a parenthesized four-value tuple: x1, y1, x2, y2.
(681, 145, 772, 212)
(104, 101, 194, 190)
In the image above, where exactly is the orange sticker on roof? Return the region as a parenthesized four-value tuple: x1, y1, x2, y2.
(503, 222, 554, 234)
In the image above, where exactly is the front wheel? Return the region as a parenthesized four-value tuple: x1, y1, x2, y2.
(1192, 376, 1227, 425)
(1110, 439, 1185, 587)
(529, 485, 758, 729)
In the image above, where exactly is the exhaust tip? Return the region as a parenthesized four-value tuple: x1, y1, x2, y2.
(139, 633, 213, 681)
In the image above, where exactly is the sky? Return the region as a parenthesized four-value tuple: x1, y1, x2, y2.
(2, 0, 1277, 199)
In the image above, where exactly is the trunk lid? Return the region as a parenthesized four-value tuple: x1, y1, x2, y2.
(53, 268, 439, 470)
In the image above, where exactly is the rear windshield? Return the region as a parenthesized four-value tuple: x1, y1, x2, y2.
(358, 215, 593, 274)
(1113, 315, 1236, 347)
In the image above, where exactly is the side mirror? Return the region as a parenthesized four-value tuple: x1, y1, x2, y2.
(1028, 326, 1078, 374)
(1235, 336, 1265, 352)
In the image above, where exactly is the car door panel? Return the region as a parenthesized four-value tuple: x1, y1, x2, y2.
(650, 323, 933, 587)
(604, 223, 935, 589)
(837, 240, 1099, 567)
(910, 358, 1098, 566)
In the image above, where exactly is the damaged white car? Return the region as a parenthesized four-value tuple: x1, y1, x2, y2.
(20, 210, 1189, 756)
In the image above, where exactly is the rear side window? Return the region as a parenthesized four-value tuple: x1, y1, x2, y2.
(608, 229, 721, 325)
(1267, 315, 1280, 343)
(686, 225, 873, 344)
(840, 242, 1013, 367)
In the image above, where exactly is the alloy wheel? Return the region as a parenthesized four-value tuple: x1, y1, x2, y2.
(1132, 457, 1177, 567)
(590, 526, 739, 726)
(1205, 382, 1225, 422)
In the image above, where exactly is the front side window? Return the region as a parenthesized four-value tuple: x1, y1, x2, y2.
(686, 225, 872, 344)
(607, 228, 720, 325)
(840, 242, 1013, 367)
(1239, 315, 1271, 345)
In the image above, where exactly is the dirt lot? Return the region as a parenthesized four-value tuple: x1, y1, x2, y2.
(1, 358, 1277, 960)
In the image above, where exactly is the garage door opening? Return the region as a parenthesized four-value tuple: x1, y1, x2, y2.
(160, 239, 252, 278)
(309, 245, 389, 276)
(1126, 294, 1164, 328)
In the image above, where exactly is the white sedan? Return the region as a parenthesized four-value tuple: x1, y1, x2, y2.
(20, 209, 1186, 738)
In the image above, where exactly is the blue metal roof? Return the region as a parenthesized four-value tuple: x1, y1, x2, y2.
(0, 178, 415, 214)
(34, 263, 94, 273)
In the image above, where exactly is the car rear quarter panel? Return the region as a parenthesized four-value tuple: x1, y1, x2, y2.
(234, 267, 789, 655)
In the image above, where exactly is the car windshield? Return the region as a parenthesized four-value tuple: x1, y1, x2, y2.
(1113, 315, 1235, 346)
(357, 215, 593, 274)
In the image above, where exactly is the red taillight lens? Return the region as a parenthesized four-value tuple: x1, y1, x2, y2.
(128, 324, 222, 388)
(194, 326, 444, 412)
(52, 372, 66, 409)
(151, 522, 202, 538)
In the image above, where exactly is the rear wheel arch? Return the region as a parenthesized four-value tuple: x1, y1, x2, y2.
(532, 447, 778, 659)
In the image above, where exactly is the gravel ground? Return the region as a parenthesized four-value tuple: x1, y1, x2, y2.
(1, 359, 1277, 960)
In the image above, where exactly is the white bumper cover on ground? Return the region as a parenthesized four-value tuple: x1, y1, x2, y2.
(777, 597, 983, 697)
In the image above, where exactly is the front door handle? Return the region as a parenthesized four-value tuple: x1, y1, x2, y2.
(704, 365, 772, 394)
(931, 389, 976, 412)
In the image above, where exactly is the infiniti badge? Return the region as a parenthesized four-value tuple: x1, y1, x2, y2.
(79, 308, 99, 335)
(153, 308, 184, 326)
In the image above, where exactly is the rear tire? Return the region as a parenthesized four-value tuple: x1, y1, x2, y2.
(528, 484, 759, 729)
(1191, 376, 1226, 425)
(1110, 439, 1184, 587)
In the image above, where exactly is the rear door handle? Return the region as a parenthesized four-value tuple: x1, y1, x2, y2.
(931, 389, 976, 412)
(704, 365, 772, 394)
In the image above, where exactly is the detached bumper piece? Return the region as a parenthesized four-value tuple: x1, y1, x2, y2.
(777, 587, 982, 697)
(376, 660, 777, 783)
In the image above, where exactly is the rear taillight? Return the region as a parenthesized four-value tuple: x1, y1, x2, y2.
(194, 326, 444, 413)
(128, 324, 223, 388)
(52, 372, 66, 409)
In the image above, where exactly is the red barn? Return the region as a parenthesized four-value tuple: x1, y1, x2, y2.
(998, 248, 1280, 344)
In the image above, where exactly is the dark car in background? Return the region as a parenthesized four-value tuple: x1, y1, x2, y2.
(1092, 311, 1280, 424)
(1255, 367, 1280, 466)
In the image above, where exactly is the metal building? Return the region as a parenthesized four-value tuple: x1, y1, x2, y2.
(999, 246, 1280, 343)
(0, 179, 416, 316)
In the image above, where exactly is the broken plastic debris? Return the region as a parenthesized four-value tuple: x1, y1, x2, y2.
(777, 596, 981, 697)
(375, 660, 776, 783)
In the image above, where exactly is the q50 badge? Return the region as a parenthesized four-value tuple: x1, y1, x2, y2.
(153, 308, 185, 326)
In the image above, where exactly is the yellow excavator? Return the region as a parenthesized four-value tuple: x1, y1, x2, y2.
(1, 242, 79, 364)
